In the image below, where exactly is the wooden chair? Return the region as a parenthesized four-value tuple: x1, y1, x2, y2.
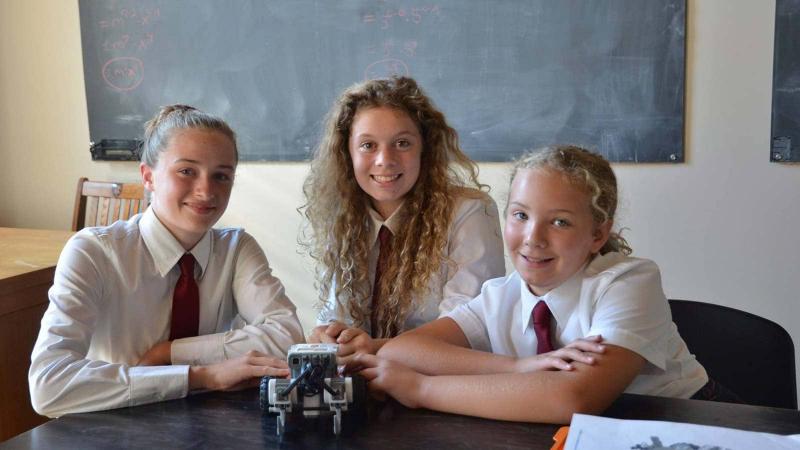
(72, 177, 148, 231)
(669, 299, 797, 409)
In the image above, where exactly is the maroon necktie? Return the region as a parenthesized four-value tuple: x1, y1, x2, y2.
(169, 253, 199, 340)
(533, 301, 554, 354)
(370, 226, 393, 337)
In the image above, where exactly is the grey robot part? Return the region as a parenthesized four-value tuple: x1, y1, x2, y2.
(259, 343, 355, 435)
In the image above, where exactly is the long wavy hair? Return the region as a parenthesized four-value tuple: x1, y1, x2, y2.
(302, 77, 485, 338)
(510, 145, 632, 256)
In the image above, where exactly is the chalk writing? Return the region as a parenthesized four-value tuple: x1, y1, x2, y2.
(95, 5, 160, 93)
(102, 34, 130, 51)
(98, 7, 160, 29)
(97, 6, 159, 52)
(367, 40, 419, 58)
(102, 57, 144, 92)
(362, 5, 441, 29)
(360, 4, 435, 77)
(102, 31, 155, 52)
(137, 32, 155, 51)
(98, 17, 123, 29)
(364, 58, 409, 80)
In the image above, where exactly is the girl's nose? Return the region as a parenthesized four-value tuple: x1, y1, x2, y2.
(374, 145, 395, 167)
(194, 176, 214, 198)
(524, 222, 547, 248)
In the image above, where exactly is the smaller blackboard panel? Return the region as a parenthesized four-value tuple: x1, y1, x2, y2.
(772, 0, 800, 162)
(79, 0, 685, 162)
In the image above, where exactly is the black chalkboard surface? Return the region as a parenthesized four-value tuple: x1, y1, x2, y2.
(772, 0, 800, 163)
(78, 0, 686, 162)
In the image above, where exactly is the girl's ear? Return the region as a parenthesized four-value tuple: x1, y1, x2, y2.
(591, 220, 613, 254)
(140, 163, 154, 192)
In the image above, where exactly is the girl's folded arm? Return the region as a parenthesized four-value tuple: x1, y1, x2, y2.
(368, 343, 644, 424)
(378, 318, 519, 375)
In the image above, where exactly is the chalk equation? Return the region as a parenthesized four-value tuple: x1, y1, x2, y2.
(359, 4, 442, 80)
(102, 32, 155, 52)
(102, 57, 144, 92)
(98, 5, 159, 53)
(362, 5, 441, 29)
(98, 7, 160, 28)
(368, 39, 418, 58)
(96, 5, 160, 92)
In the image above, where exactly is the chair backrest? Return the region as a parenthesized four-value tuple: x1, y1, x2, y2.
(669, 299, 797, 409)
(72, 177, 148, 231)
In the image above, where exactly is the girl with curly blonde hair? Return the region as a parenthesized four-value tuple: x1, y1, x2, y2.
(304, 77, 505, 356)
(353, 145, 732, 424)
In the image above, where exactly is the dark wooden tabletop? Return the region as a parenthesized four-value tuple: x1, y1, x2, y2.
(3, 389, 799, 449)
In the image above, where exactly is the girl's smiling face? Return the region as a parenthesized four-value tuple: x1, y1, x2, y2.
(504, 168, 611, 296)
(348, 106, 422, 220)
(141, 128, 236, 249)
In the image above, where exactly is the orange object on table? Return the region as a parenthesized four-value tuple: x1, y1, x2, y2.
(551, 426, 569, 450)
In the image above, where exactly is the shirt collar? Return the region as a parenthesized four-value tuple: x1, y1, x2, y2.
(140, 208, 212, 277)
(367, 201, 405, 244)
(518, 266, 585, 335)
(544, 268, 584, 332)
(519, 274, 540, 335)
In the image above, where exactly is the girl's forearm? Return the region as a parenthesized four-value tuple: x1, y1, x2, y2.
(380, 333, 517, 375)
(415, 371, 586, 424)
(410, 344, 646, 424)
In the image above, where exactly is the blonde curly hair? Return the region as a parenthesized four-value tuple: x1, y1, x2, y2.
(302, 77, 485, 338)
(510, 145, 632, 256)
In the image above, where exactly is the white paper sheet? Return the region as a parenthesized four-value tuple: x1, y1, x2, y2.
(564, 414, 800, 450)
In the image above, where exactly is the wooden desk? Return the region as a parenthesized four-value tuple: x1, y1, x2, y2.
(3, 390, 799, 449)
(0, 228, 73, 442)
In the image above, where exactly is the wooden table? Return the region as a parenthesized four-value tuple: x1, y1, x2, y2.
(3, 389, 799, 449)
(0, 228, 73, 441)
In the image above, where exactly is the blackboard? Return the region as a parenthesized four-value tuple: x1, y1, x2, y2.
(772, 0, 800, 163)
(78, 0, 686, 163)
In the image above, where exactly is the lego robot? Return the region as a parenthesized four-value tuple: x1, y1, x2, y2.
(259, 343, 361, 435)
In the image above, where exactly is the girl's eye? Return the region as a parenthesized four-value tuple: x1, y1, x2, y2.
(396, 139, 411, 149)
(214, 173, 232, 182)
(177, 168, 194, 176)
(512, 211, 528, 221)
(359, 142, 375, 152)
(553, 218, 570, 227)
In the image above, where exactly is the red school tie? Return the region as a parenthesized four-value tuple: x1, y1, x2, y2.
(169, 253, 199, 340)
(533, 300, 554, 354)
(370, 226, 393, 338)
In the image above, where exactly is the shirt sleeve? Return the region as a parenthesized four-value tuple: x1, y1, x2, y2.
(438, 195, 506, 317)
(444, 284, 494, 353)
(171, 233, 304, 365)
(315, 279, 355, 326)
(29, 232, 189, 418)
(585, 258, 672, 371)
(316, 286, 338, 325)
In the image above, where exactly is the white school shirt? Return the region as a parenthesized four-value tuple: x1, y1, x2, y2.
(29, 208, 304, 417)
(318, 191, 506, 334)
(446, 252, 708, 398)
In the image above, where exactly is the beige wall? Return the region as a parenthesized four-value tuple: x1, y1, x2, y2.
(2, 1, 798, 399)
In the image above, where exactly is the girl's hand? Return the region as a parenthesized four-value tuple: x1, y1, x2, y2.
(308, 321, 348, 344)
(514, 335, 606, 373)
(343, 353, 426, 409)
(189, 350, 290, 391)
(309, 322, 385, 359)
(335, 327, 382, 357)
